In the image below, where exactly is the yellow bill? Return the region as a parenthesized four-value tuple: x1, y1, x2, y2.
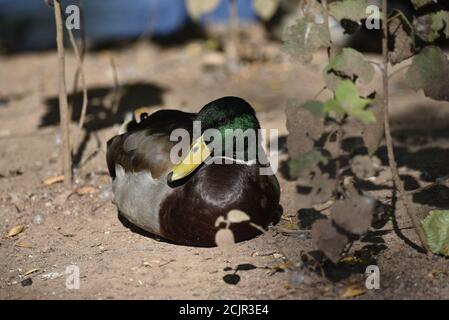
(169, 135, 211, 181)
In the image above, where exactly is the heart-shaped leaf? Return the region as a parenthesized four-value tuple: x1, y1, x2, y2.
(186, 0, 220, 20)
(405, 46, 449, 102)
(421, 210, 449, 256)
(227, 210, 250, 223)
(253, 0, 280, 21)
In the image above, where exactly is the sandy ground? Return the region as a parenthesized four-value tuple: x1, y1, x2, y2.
(1, 37, 449, 299)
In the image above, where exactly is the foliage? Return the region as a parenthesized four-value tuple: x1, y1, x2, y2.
(421, 210, 449, 256)
(185, 0, 280, 21)
(283, 0, 449, 262)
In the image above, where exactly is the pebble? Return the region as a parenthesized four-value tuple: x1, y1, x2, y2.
(21, 278, 33, 287)
(32, 213, 44, 225)
(41, 272, 62, 280)
(54, 133, 61, 146)
(289, 272, 305, 286)
(100, 187, 112, 200)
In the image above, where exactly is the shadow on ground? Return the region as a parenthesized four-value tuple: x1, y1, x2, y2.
(41, 81, 167, 166)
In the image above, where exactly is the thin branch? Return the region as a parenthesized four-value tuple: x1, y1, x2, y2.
(313, 86, 328, 99)
(67, 28, 88, 130)
(321, 0, 343, 194)
(227, 0, 239, 67)
(406, 175, 449, 195)
(380, 0, 429, 252)
(367, 59, 383, 72)
(110, 56, 122, 114)
(249, 222, 296, 270)
(321, 0, 334, 58)
(388, 63, 412, 80)
(53, 0, 72, 188)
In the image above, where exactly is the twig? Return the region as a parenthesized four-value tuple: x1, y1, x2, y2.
(406, 175, 449, 195)
(321, 0, 331, 57)
(249, 222, 297, 270)
(53, 0, 72, 188)
(380, 0, 429, 252)
(313, 86, 328, 99)
(227, 0, 239, 67)
(67, 27, 87, 130)
(367, 59, 383, 72)
(321, 0, 342, 194)
(388, 63, 412, 80)
(110, 56, 122, 114)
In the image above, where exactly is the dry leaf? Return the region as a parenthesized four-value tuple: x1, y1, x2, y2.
(43, 175, 64, 185)
(389, 17, 414, 65)
(339, 255, 365, 265)
(22, 268, 41, 277)
(286, 99, 325, 159)
(7, 224, 25, 237)
(331, 195, 375, 235)
(341, 284, 366, 298)
(428, 269, 448, 278)
(54, 190, 73, 206)
(272, 263, 288, 272)
(76, 185, 99, 195)
(311, 219, 348, 263)
(15, 241, 33, 248)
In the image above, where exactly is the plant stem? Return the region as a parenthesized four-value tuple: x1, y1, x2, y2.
(388, 63, 412, 80)
(54, 0, 72, 188)
(67, 29, 88, 131)
(321, 0, 335, 58)
(227, 0, 239, 66)
(321, 0, 342, 192)
(381, 0, 429, 252)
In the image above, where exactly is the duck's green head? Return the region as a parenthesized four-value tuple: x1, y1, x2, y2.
(169, 96, 261, 182)
(197, 96, 260, 134)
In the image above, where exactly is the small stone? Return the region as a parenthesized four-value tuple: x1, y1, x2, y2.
(54, 133, 61, 146)
(41, 272, 62, 280)
(32, 213, 44, 225)
(289, 272, 305, 286)
(21, 278, 32, 287)
(100, 187, 112, 200)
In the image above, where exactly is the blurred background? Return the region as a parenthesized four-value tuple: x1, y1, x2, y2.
(0, 0, 261, 52)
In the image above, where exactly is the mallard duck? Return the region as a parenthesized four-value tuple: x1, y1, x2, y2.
(106, 96, 280, 246)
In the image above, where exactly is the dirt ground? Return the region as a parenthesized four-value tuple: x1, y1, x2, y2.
(1, 35, 449, 300)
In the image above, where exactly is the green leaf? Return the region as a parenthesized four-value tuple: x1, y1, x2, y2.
(410, 0, 435, 10)
(421, 210, 449, 256)
(186, 0, 220, 20)
(329, 0, 369, 23)
(324, 48, 375, 89)
(289, 149, 328, 178)
(414, 11, 449, 42)
(300, 100, 326, 117)
(362, 96, 385, 156)
(405, 46, 449, 102)
(325, 81, 375, 124)
(282, 18, 331, 64)
(252, 0, 280, 21)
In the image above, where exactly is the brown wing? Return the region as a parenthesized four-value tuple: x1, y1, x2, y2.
(106, 109, 195, 179)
